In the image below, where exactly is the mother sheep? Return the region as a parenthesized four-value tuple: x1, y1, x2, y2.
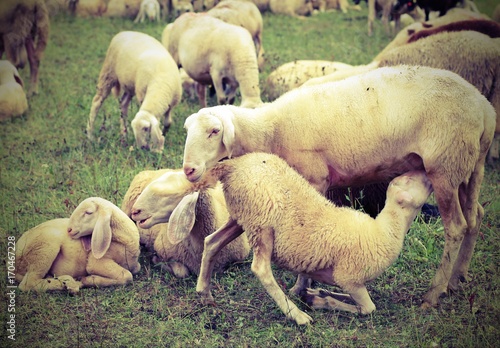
(182, 65, 496, 309)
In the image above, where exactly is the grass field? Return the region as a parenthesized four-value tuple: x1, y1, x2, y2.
(1, 1, 499, 347)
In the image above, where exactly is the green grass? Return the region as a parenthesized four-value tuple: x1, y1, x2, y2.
(1, 2, 499, 347)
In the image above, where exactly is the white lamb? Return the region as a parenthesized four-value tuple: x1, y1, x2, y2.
(171, 0, 194, 17)
(87, 31, 182, 153)
(134, 0, 161, 22)
(15, 197, 141, 293)
(190, 152, 433, 324)
(207, 0, 265, 69)
(265, 60, 353, 100)
(161, 13, 262, 108)
(182, 65, 496, 310)
(129, 169, 250, 277)
(0, 60, 28, 121)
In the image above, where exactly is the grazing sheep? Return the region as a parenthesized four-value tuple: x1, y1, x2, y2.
(0, 60, 28, 120)
(87, 31, 182, 153)
(0, 0, 49, 96)
(207, 0, 265, 69)
(134, 0, 161, 22)
(182, 65, 496, 309)
(15, 197, 141, 292)
(162, 13, 262, 108)
(192, 153, 433, 324)
(265, 60, 353, 100)
(129, 169, 250, 277)
(269, 0, 313, 17)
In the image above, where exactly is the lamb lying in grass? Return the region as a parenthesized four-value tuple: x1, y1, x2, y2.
(188, 153, 433, 325)
(15, 197, 141, 292)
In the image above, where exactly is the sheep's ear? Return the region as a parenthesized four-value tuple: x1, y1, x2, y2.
(91, 209, 113, 259)
(167, 192, 199, 245)
(219, 111, 235, 158)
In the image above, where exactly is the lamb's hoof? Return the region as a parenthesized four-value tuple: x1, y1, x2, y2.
(197, 292, 215, 306)
(300, 288, 322, 307)
(293, 311, 313, 325)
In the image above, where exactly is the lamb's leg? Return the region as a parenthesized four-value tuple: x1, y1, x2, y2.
(367, 0, 376, 36)
(162, 109, 172, 134)
(302, 286, 375, 314)
(82, 258, 134, 287)
(196, 219, 244, 303)
(19, 274, 82, 293)
(449, 163, 486, 290)
(289, 274, 311, 296)
(422, 183, 466, 308)
(252, 227, 313, 325)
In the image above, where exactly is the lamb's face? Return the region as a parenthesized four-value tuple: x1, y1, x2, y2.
(67, 198, 101, 239)
(131, 111, 165, 153)
(145, 2, 157, 20)
(388, 171, 433, 211)
(183, 107, 234, 182)
(131, 171, 191, 228)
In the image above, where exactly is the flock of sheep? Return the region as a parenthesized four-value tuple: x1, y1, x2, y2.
(3, 0, 500, 325)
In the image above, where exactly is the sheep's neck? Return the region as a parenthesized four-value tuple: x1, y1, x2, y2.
(231, 108, 278, 156)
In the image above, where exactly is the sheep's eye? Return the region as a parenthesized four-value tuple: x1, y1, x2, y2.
(85, 211, 93, 216)
(209, 128, 220, 138)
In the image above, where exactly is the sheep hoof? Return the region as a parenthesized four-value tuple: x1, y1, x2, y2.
(197, 293, 215, 306)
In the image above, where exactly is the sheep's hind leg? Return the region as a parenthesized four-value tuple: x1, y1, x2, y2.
(252, 227, 312, 325)
(196, 219, 244, 303)
(82, 258, 134, 287)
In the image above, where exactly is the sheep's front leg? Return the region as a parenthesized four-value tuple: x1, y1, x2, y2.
(119, 92, 133, 144)
(162, 108, 172, 134)
(82, 258, 134, 288)
(19, 273, 82, 294)
(252, 227, 313, 325)
(196, 219, 243, 303)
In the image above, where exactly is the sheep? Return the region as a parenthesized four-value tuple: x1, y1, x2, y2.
(406, 18, 500, 42)
(0, 0, 49, 96)
(161, 13, 262, 108)
(207, 0, 265, 69)
(128, 169, 251, 278)
(190, 152, 432, 324)
(265, 60, 353, 100)
(247, 0, 270, 12)
(171, 0, 193, 17)
(86, 31, 182, 153)
(311, 0, 353, 13)
(0, 60, 28, 120)
(134, 0, 161, 22)
(374, 7, 489, 60)
(15, 197, 141, 292)
(70, 0, 108, 16)
(269, 0, 313, 18)
(182, 65, 496, 309)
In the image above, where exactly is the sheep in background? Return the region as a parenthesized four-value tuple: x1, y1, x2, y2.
(162, 13, 262, 108)
(374, 7, 488, 60)
(172, 0, 193, 17)
(191, 153, 433, 324)
(0, 60, 28, 120)
(247, 0, 270, 12)
(269, 0, 313, 17)
(134, 0, 161, 22)
(182, 66, 496, 309)
(128, 169, 250, 278)
(15, 197, 141, 292)
(207, 0, 265, 69)
(87, 31, 182, 153)
(265, 60, 353, 100)
(0, 0, 49, 96)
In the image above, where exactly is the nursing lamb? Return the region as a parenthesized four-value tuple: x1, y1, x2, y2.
(182, 65, 496, 309)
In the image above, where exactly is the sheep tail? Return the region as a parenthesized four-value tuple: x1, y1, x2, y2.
(33, 0, 50, 62)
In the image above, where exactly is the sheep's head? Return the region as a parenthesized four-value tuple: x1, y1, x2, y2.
(131, 171, 194, 228)
(183, 106, 235, 182)
(387, 171, 433, 212)
(131, 111, 165, 153)
(67, 197, 114, 259)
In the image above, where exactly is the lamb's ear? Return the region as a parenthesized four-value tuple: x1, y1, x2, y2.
(219, 111, 235, 158)
(91, 209, 113, 259)
(167, 192, 200, 245)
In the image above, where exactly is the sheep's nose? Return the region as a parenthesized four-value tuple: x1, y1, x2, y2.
(184, 166, 195, 177)
(67, 228, 72, 234)
(131, 209, 140, 217)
